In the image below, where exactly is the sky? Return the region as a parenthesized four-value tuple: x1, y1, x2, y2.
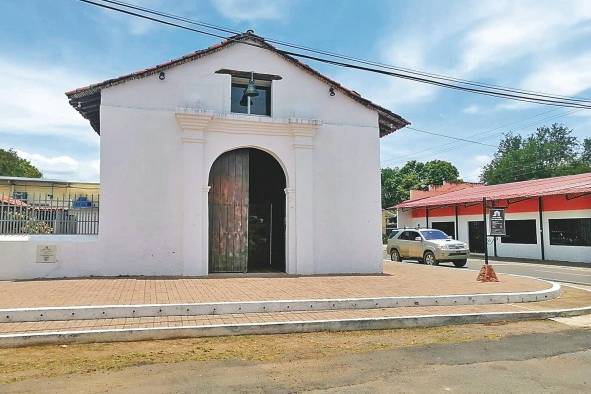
(1, 0, 591, 182)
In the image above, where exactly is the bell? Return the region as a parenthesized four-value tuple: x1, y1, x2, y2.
(239, 94, 248, 107)
(243, 79, 259, 97)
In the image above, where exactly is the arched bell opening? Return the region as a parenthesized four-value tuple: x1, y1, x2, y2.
(208, 148, 286, 273)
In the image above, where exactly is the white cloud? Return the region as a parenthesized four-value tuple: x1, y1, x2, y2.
(493, 51, 591, 112)
(457, 0, 591, 74)
(463, 105, 480, 114)
(521, 52, 591, 96)
(360, 0, 591, 112)
(95, 0, 169, 36)
(211, 0, 289, 22)
(463, 154, 491, 182)
(371, 36, 442, 108)
(16, 150, 99, 182)
(0, 59, 98, 143)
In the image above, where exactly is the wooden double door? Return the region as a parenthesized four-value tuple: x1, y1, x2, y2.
(208, 148, 286, 273)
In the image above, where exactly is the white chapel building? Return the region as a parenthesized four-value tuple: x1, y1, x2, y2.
(1, 32, 409, 279)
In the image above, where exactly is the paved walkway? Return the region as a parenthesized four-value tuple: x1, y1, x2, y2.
(0, 286, 589, 335)
(0, 263, 551, 308)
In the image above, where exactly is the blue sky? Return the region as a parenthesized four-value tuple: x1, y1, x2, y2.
(1, 0, 590, 182)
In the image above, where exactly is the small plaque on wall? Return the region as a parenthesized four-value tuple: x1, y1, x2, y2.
(36, 245, 57, 263)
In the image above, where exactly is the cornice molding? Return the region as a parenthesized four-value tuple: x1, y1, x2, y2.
(176, 112, 213, 132)
(175, 109, 320, 137)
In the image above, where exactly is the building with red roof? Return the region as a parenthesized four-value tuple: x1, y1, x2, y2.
(395, 173, 591, 263)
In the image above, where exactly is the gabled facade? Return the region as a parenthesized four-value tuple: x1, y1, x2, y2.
(0, 32, 408, 279)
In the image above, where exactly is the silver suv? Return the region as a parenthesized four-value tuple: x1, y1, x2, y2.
(387, 228, 469, 267)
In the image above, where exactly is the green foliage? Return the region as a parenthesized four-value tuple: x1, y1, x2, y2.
(381, 160, 460, 208)
(480, 124, 591, 185)
(0, 149, 42, 178)
(424, 160, 460, 186)
(4, 211, 53, 234)
(583, 138, 591, 164)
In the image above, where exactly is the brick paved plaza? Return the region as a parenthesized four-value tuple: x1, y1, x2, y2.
(0, 262, 551, 308)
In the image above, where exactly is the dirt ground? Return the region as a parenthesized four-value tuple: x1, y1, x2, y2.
(0, 320, 572, 385)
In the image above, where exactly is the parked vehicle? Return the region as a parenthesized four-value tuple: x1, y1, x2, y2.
(387, 228, 469, 267)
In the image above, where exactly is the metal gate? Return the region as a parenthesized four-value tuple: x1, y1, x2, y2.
(208, 149, 250, 273)
(468, 221, 485, 253)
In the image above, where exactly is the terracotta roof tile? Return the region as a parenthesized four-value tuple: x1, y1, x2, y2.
(0, 195, 28, 207)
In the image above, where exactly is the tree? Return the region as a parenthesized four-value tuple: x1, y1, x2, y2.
(480, 124, 591, 185)
(583, 138, 591, 164)
(381, 160, 460, 208)
(0, 149, 42, 178)
(423, 160, 460, 186)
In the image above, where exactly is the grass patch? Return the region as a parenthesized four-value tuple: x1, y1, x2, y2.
(0, 320, 567, 383)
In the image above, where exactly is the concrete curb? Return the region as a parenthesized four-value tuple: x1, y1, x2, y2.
(1, 302, 589, 348)
(0, 281, 560, 323)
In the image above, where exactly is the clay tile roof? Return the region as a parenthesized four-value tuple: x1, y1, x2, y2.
(65, 32, 409, 136)
(395, 172, 591, 209)
(0, 195, 28, 207)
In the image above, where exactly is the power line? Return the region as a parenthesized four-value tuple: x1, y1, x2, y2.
(386, 108, 562, 163)
(100, 0, 591, 105)
(79, 0, 591, 179)
(404, 127, 497, 147)
(382, 109, 582, 166)
(78, 0, 591, 109)
(404, 108, 583, 164)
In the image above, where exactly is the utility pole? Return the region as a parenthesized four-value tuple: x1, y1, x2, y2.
(483, 197, 488, 266)
(477, 196, 499, 282)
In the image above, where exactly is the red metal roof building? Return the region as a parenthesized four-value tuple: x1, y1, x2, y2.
(394, 173, 591, 263)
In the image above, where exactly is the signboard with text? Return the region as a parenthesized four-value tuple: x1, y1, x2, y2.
(489, 208, 506, 236)
(36, 245, 57, 263)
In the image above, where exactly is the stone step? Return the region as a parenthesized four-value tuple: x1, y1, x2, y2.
(1, 299, 590, 348)
(0, 282, 560, 323)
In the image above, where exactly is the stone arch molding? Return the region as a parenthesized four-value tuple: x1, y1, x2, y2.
(175, 109, 320, 276)
(208, 145, 291, 190)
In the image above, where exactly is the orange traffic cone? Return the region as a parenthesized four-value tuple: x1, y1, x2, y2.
(477, 264, 499, 282)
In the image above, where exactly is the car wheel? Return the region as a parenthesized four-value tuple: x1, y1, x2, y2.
(390, 248, 401, 262)
(423, 251, 438, 266)
(453, 259, 467, 268)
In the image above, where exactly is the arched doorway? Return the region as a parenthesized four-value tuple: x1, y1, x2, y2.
(208, 148, 286, 273)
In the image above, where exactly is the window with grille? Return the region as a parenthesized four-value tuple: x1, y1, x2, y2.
(549, 218, 591, 247)
(501, 219, 537, 244)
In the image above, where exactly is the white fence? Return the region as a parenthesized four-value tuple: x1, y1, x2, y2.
(0, 193, 99, 235)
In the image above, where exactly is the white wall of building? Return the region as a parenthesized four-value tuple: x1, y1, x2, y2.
(397, 208, 591, 263)
(543, 209, 591, 263)
(0, 40, 384, 279)
(0, 236, 100, 280)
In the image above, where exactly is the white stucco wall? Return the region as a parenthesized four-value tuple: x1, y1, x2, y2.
(0, 40, 384, 279)
(0, 236, 101, 280)
(396, 208, 591, 263)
